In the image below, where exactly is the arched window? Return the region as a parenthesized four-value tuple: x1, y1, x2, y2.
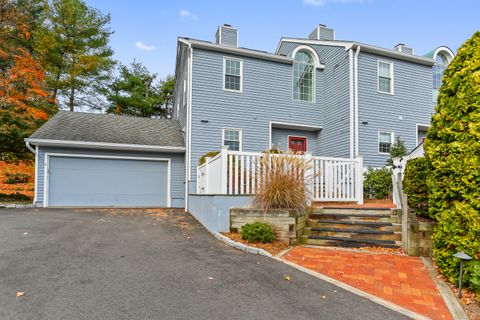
(293, 51, 315, 102)
(433, 52, 450, 90)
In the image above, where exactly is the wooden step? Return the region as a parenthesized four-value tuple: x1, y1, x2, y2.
(301, 235, 401, 248)
(303, 227, 401, 241)
(309, 213, 395, 223)
(311, 207, 394, 215)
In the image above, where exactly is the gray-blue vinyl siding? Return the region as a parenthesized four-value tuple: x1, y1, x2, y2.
(218, 27, 238, 47)
(173, 42, 189, 131)
(271, 128, 319, 154)
(356, 52, 433, 167)
(35, 147, 185, 207)
(189, 48, 327, 181)
(277, 42, 352, 159)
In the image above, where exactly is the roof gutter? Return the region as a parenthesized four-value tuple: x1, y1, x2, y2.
(183, 39, 294, 64)
(24, 138, 186, 153)
(351, 43, 435, 66)
(25, 141, 36, 154)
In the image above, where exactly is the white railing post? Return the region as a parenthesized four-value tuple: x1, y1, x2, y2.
(356, 156, 364, 204)
(204, 157, 211, 194)
(305, 153, 313, 203)
(220, 147, 228, 194)
(196, 165, 201, 193)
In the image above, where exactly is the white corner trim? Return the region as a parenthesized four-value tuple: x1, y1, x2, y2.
(186, 43, 193, 210)
(354, 46, 361, 157)
(26, 138, 185, 153)
(43, 153, 172, 208)
(33, 145, 38, 204)
(349, 48, 354, 159)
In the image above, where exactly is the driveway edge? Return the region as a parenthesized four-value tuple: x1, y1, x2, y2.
(276, 257, 431, 320)
(421, 257, 468, 320)
(213, 232, 272, 257)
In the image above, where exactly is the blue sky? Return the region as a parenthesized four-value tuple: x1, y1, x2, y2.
(86, 0, 479, 79)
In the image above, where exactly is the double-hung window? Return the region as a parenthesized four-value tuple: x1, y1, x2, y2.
(378, 61, 393, 94)
(224, 58, 242, 92)
(378, 131, 394, 154)
(223, 129, 242, 151)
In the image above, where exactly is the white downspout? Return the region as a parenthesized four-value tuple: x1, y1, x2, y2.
(25, 141, 35, 154)
(354, 46, 361, 157)
(25, 141, 37, 204)
(349, 49, 354, 159)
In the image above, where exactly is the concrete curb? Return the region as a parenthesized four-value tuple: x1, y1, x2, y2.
(0, 203, 36, 209)
(421, 257, 468, 320)
(275, 257, 431, 320)
(213, 233, 272, 257)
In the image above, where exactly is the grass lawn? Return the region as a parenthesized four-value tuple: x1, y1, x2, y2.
(0, 161, 34, 201)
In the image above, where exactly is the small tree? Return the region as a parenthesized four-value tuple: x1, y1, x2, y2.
(424, 31, 480, 282)
(386, 136, 408, 166)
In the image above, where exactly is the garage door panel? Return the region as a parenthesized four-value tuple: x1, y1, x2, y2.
(48, 157, 168, 207)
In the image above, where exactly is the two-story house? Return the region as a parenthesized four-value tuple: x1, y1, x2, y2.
(26, 23, 452, 213)
(174, 24, 445, 205)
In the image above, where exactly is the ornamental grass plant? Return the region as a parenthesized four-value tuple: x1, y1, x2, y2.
(252, 151, 312, 210)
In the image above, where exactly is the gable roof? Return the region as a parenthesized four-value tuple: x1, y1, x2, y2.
(26, 112, 185, 152)
(277, 38, 435, 66)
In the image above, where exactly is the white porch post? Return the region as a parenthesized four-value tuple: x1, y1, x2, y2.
(204, 157, 211, 194)
(305, 153, 313, 205)
(356, 156, 364, 204)
(220, 147, 228, 194)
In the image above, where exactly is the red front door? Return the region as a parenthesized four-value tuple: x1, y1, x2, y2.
(288, 136, 307, 153)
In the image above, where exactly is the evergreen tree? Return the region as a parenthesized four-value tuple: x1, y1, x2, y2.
(35, 0, 115, 111)
(424, 31, 480, 282)
(386, 136, 408, 166)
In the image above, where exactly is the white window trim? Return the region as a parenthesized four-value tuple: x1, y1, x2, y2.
(223, 57, 243, 93)
(292, 49, 316, 103)
(222, 128, 243, 151)
(43, 153, 171, 208)
(416, 123, 431, 145)
(378, 131, 394, 155)
(377, 60, 394, 95)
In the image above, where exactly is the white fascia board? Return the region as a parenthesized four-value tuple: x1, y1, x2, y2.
(181, 38, 293, 64)
(352, 43, 435, 66)
(25, 138, 186, 153)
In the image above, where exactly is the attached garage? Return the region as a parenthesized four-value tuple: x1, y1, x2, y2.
(26, 112, 186, 208)
(46, 155, 170, 207)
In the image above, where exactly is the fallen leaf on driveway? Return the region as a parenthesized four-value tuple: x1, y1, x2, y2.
(322, 295, 326, 299)
(16, 291, 25, 298)
(284, 275, 291, 281)
(208, 277, 213, 280)
(23, 232, 28, 235)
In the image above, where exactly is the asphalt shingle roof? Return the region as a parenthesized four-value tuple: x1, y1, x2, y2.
(29, 112, 185, 148)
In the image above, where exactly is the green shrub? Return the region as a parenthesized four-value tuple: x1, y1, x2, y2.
(424, 31, 480, 283)
(241, 222, 275, 243)
(198, 151, 220, 166)
(253, 151, 311, 210)
(4, 173, 30, 184)
(363, 167, 392, 199)
(403, 157, 432, 218)
(465, 260, 480, 295)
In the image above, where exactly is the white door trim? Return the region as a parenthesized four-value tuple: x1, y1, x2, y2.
(44, 153, 171, 208)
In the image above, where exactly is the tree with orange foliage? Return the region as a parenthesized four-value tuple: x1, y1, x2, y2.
(0, 0, 55, 160)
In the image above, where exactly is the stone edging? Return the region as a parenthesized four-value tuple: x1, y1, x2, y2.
(421, 257, 468, 320)
(213, 233, 272, 257)
(0, 203, 36, 209)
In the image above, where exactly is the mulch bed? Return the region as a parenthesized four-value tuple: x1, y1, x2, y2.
(221, 232, 290, 256)
(0, 161, 34, 200)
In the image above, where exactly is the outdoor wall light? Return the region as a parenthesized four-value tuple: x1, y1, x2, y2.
(200, 120, 209, 123)
(453, 250, 472, 299)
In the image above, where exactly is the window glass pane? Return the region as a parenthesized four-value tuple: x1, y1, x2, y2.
(379, 62, 391, 78)
(293, 51, 314, 102)
(223, 130, 240, 151)
(224, 59, 241, 90)
(379, 77, 391, 93)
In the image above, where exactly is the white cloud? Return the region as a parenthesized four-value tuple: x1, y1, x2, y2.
(303, 0, 370, 6)
(180, 9, 198, 20)
(135, 41, 155, 51)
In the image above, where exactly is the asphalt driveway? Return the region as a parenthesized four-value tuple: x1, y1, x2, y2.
(0, 208, 407, 320)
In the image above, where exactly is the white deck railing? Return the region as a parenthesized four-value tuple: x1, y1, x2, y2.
(197, 148, 363, 204)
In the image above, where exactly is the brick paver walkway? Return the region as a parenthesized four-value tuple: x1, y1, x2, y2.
(284, 247, 452, 320)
